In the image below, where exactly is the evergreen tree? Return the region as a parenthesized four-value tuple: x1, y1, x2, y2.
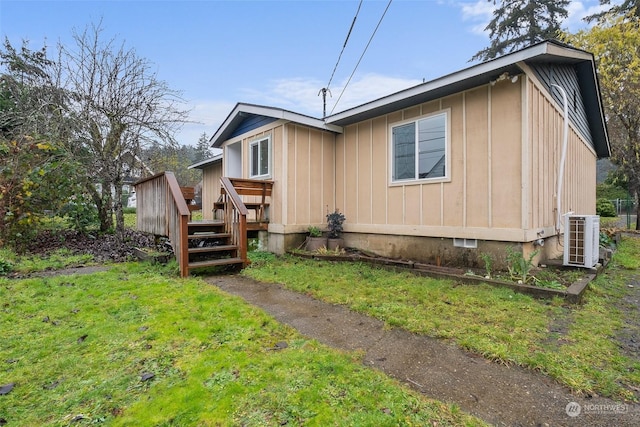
(471, 0, 569, 62)
(585, 0, 639, 22)
(143, 143, 201, 187)
(195, 132, 212, 160)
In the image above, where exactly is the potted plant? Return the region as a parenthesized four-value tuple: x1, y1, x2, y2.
(326, 209, 346, 250)
(305, 226, 327, 252)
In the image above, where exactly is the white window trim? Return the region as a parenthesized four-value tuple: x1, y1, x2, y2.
(388, 109, 451, 186)
(249, 135, 272, 179)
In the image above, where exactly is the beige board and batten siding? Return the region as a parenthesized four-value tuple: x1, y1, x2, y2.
(334, 80, 525, 242)
(525, 71, 597, 235)
(211, 122, 284, 222)
(200, 162, 223, 220)
(213, 120, 336, 232)
(283, 123, 335, 230)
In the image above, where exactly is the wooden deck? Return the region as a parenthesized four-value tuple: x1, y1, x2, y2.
(189, 218, 268, 232)
(135, 175, 272, 277)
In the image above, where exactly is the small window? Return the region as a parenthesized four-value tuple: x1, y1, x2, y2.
(453, 238, 477, 249)
(250, 136, 270, 178)
(391, 112, 447, 182)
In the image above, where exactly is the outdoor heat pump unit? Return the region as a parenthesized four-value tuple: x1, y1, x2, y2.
(563, 215, 600, 268)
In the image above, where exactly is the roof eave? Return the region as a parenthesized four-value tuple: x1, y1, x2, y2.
(188, 153, 223, 170)
(324, 41, 594, 127)
(210, 103, 342, 148)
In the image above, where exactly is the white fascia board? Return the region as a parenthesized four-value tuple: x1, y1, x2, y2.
(240, 104, 342, 133)
(545, 43, 593, 61)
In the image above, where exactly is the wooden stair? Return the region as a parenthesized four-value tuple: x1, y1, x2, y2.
(186, 221, 244, 273)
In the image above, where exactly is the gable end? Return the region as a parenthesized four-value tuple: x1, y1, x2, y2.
(529, 62, 592, 146)
(229, 114, 278, 140)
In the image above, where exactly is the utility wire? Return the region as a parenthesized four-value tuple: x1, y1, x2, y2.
(330, 0, 393, 116)
(320, 0, 362, 118)
(326, 0, 363, 91)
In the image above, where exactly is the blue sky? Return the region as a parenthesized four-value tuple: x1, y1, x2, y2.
(1, 0, 609, 147)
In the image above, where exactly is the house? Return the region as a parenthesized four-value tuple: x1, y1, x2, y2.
(137, 40, 609, 276)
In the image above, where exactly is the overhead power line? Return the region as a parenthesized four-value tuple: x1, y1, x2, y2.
(319, 0, 362, 118)
(327, 0, 363, 91)
(330, 0, 393, 116)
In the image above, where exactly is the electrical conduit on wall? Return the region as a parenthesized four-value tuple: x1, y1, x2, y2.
(551, 83, 569, 234)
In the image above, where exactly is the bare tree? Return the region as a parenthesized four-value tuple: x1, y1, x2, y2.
(60, 22, 189, 240)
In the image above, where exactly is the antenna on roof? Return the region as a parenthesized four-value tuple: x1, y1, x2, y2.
(318, 87, 332, 119)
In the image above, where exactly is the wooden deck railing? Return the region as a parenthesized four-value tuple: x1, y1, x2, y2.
(135, 171, 190, 277)
(220, 177, 249, 266)
(224, 178, 273, 223)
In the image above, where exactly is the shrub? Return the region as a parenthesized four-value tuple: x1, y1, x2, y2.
(596, 198, 617, 217)
(326, 209, 346, 239)
(308, 226, 322, 238)
(59, 195, 100, 232)
(0, 258, 13, 276)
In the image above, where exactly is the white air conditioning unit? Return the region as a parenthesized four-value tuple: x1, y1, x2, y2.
(563, 215, 600, 268)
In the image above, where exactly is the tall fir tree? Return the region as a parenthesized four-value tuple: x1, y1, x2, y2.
(195, 132, 212, 160)
(585, 0, 640, 22)
(471, 0, 569, 62)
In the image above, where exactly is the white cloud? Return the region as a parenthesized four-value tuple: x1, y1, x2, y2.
(240, 73, 422, 118)
(565, 1, 612, 31)
(460, 0, 495, 35)
(175, 100, 235, 146)
(176, 73, 422, 145)
(325, 74, 423, 115)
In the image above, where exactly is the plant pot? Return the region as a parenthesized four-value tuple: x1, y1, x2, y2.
(327, 238, 344, 250)
(306, 237, 327, 252)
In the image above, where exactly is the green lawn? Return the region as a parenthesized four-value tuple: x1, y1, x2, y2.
(3, 214, 638, 424)
(243, 238, 640, 401)
(0, 262, 483, 426)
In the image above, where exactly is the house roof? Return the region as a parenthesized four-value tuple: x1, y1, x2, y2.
(188, 153, 222, 170)
(210, 103, 342, 148)
(325, 40, 609, 158)
(209, 40, 609, 158)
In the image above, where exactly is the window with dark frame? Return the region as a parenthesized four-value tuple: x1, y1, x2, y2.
(391, 112, 447, 182)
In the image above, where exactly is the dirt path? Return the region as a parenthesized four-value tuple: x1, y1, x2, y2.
(206, 275, 640, 427)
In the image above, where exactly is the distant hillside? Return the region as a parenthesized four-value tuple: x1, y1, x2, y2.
(597, 158, 617, 184)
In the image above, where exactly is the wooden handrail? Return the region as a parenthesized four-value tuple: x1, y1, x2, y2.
(220, 177, 249, 215)
(221, 178, 273, 223)
(220, 177, 249, 266)
(134, 171, 190, 277)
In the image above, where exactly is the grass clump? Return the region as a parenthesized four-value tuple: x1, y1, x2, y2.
(243, 240, 640, 401)
(0, 263, 483, 426)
